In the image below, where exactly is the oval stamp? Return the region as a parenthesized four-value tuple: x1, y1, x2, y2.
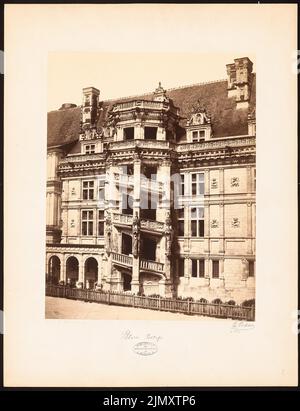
(133, 341, 158, 356)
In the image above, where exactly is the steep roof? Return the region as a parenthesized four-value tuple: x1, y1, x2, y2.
(47, 74, 256, 149)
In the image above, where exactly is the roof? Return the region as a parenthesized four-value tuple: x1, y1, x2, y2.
(47, 74, 256, 150)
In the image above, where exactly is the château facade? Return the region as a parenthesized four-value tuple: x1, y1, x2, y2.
(46, 57, 256, 304)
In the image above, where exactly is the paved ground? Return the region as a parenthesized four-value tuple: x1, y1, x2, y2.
(45, 296, 224, 320)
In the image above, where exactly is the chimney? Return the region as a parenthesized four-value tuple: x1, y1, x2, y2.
(226, 57, 253, 109)
(81, 87, 100, 129)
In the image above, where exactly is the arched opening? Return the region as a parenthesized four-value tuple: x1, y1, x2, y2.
(84, 257, 98, 289)
(242, 299, 255, 307)
(212, 298, 222, 305)
(66, 256, 79, 287)
(48, 256, 60, 285)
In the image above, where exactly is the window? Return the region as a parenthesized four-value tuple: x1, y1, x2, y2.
(123, 127, 134, 140)
(83, 180, 94, 200)
(191, 207, 204, 237)
(192, 130, 205, 142)
(192, 259, 205, 278)
(98, 210, 104, 236)
(98, 179, 105, 202)
(191, 173, 204, 196)
(178, 258, 185, 277)
(143, 165, 157, 180)
(180, 174, 185, 196)
(178, 208, 185, 236)
(248, 261, 255, 277)
(144, 127, 157, 140)
(82, 210, 93, 236)
(85, 144, 95, 154)
(212, 260, 219, 278)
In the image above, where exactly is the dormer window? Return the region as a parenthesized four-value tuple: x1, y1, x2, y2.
(192, 130, 205, 142)
(85, 144, 95, 154)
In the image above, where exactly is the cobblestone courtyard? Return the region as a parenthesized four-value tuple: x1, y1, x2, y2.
(45, 296, 224, 320)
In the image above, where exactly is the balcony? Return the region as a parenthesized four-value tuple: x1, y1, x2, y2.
(112, 213, 164, 234)
(112, 99, 178, 115)
(140, 259, 164, 274)
(111, 252, 133, 268)
(140, 219, 164, 234)
(112, 213, 134, 226)
(111, 252, 164, 275)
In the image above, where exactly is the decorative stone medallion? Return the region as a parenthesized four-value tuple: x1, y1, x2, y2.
(231, 177, 239, 187)
(232, 218, 240, 228)
(211, 178, 218, 189)
(211, 219, 219, 228)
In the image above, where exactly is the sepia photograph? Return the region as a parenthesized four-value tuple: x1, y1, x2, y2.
(4, 4, 297, 388)
(45, 52, 256, 321)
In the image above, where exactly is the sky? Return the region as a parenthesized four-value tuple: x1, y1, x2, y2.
(48, 52, 256, 111)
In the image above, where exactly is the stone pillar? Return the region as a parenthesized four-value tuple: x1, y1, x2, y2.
(247, 166, 252, 193)
(219, 167, 224, 195)
(157, 126, 166, 141)
(219, 203, 225, 254)
(219, 258, 225, 280)
(252, 203, 256, 254)
(204, 202, 210, 253)
(78, 254, 84, 286)
(204, 168, 210, 195)
(160, 160, 172, 281)
(60, 254, 66, 283)
(247, 202, 252, 254)
(135, 124, 144, 140)
(204, 258, 210, 280)
(131, 158, 142, 293)
(184, 257, 190, 278)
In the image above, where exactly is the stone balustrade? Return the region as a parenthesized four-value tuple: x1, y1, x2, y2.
(176, 136, 255, 152)
(140, 259, 164, 273)
(111, 252, 133, 267)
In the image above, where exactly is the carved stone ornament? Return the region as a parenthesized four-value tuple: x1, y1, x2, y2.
(231, 177, 240, 187)
(70, 219, 75, 228)
(105, 212, 112, 255)
(211, 219, 219, 228)
(164, 211, 173, 257)
(132, 212, 140, 258)
(79, 128, 102, 141)
(187, 103, 210, 126)
(71, 188, 76, 196)
(232, 218, 240, 228)
(211, 178, 218, 189)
